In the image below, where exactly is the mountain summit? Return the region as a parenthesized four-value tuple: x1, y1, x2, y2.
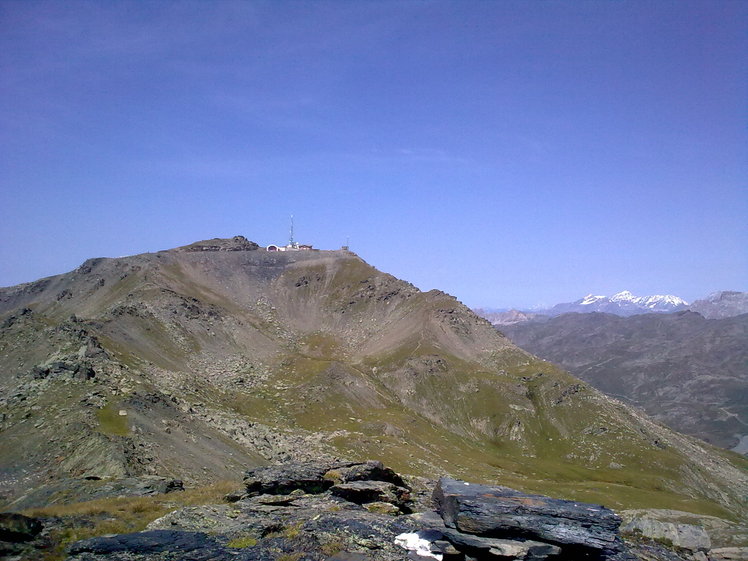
(0, 237, 746, 519)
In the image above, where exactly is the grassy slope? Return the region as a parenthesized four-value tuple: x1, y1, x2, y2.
(1, 246, 746, 521)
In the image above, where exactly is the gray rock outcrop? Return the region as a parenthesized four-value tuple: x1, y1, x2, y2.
(621, 516, 711, 552)
(174, 236, 260, 252)
(0, 512, 42, 542)
(330, 480, 411, 510)
(708, 547, 748, 561)
(431, 477, 633, 560)
(18, 462, 721, 561)
(242, 459, 408, 499)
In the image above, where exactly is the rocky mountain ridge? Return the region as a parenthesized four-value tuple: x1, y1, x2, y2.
(1, 237, 747, 557)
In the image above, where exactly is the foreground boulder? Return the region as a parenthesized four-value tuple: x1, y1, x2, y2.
(0, 512, 42, 542)
(330, 480, 411, 510)
(69, 530, 224, 557)
(0, 513, 44, 559)
(432, 477, 633, 560)
(243, 459, 408, 499)
(243, 461, 339, 496)
(405, 512, 563, 560)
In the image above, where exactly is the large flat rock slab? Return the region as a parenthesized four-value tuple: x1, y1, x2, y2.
(243, 461, 339, 495)
(243, 460, 411, 498)
(433, 477, 629, 557)
(412, 510, 561, 560)
(68, 530, 226, 556)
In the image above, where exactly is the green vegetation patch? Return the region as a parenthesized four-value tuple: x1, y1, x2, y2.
(95, 401, 130, 436)
(227, 535, 258, 548)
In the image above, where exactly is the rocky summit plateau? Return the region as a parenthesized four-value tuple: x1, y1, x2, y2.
(0, 236, 747, 560)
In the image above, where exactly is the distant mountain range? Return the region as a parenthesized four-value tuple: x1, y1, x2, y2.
(476, 290, 747, 325)
(549, 290, 688, 316)
(501, 310, 748, 455)
(474, 290, 748, 456)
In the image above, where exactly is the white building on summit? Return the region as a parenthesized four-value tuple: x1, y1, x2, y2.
(266, 243, 313, 252)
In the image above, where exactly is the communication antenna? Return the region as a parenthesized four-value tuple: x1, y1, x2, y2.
(289, 214, 295, 248)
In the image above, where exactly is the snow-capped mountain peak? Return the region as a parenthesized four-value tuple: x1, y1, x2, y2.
(550, 291, 688, 316)
(638, 294, 689, 309)
(580, 294, 606, 305)
(610, 290, 637, 303)
(609, 291, 688, 307)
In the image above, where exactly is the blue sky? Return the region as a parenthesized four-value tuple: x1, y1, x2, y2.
(1, 0, 746, 308)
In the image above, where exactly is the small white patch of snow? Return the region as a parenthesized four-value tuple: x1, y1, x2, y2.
(395, 532, 443, 560)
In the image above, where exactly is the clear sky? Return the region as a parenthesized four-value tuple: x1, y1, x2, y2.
(1, 1, 746, 309)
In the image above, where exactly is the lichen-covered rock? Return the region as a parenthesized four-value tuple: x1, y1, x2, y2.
(621, 516, 711, 552)
(243, 461, 341, 496)
(330, 480, 411, 509)
(330, 460, 407, 487)
(708, 548, 748, 561)
(75, 492, 421, 561)
(243, 460, 411, 498)
(58, 465, 712, 561)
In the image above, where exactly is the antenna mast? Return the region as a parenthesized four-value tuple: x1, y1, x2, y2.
(289, 214, 295, 248)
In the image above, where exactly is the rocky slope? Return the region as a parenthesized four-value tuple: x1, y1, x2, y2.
(10, 460, 740, 561)
(1, 237, 747, 523)
(500, 311, 748, 455)
(688, 291, 748, 319)
(471, 309, 545, 326)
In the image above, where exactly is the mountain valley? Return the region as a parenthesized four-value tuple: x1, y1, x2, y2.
(499, 310, 748, 455)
